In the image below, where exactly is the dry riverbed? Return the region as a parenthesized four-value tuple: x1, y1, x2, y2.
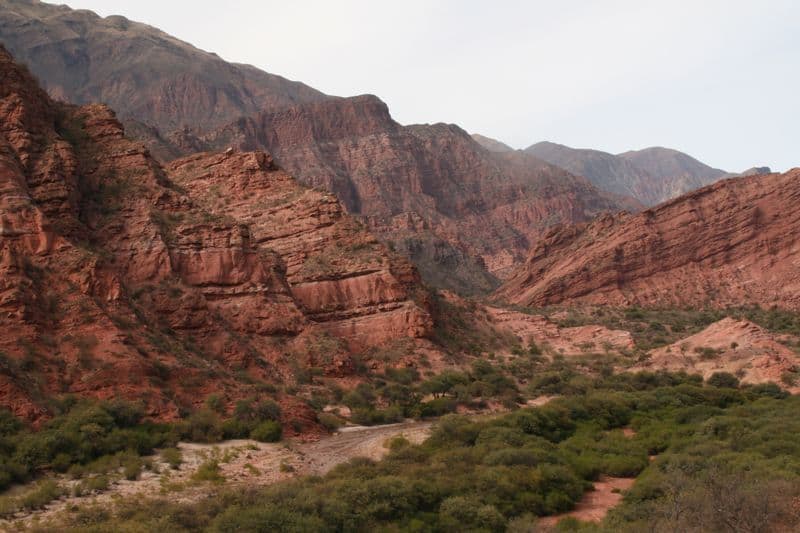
(0, 420, 433, 530)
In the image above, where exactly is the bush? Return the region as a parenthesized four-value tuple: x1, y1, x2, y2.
(351, 406, 404, 426)
(79, 475, 110, 493)
(707, 372, 740, 389)
(183, 409, 223, 442)
(250, 421, 282, 443)
(317, 412, 344, 432)
(122, 455, 143, 480)
(161, 447, 183, 469)
(19, 480, 64, 510)
(192, 460, 224, 483)
(416, 398, 457, 418)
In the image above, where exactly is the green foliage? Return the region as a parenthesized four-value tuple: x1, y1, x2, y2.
(250, 421, 282, 443)
(35, 377, 800, 532)
(707, 371, 740, 388)
(192, 460, 225, 483)
(161, 447, 183, 469)
(20, 479, 64, 511)
(0, 401, 174, 492)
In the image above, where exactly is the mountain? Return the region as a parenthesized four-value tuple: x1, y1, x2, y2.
(526, 141, 659, 205)
(495, 169, 800, 309)
(618, 146, 726, 201)
(0, 44, 430, 422)
(0, 0, 327, 131)
(0, 1, 637, 294)
(471, 133, 514, 153)
(198, 98, 637, 287)
(724, 166, 772, 178)
(526, 141, 736, 206)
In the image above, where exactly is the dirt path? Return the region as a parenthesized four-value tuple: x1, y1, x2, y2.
(0, 420, 434, 529)
(296, 421, 433, 475)
(538, 476, 636, 529)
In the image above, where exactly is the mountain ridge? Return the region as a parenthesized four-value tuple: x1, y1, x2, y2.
(495, 168, 800, 309)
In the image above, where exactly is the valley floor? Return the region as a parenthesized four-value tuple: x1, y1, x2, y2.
(1, 421, 434, 529)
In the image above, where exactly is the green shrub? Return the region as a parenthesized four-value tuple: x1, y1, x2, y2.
(122, 455, 143, 480)
(707, 372, 740, 388)
(19, 480, 64, 510)
(317, 412, 344, 432)
(192, 460, 224, 483)
(416, 398, 457, 418)
(161, 448, 183, 469)
(250, 421, 282, 443)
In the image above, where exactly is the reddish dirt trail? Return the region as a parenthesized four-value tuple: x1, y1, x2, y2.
(538, 476, 636, 528)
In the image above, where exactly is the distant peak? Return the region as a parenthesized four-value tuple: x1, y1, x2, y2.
(471, 133, 514, 152)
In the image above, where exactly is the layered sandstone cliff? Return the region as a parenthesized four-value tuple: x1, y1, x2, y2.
(197, 97, 636, 288)
(496, 170, 800, 309)
(0, 45, 430, 421)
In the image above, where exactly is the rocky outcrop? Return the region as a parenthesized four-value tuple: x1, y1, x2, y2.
(167, 150, 431, 350)
(0, 0, 327, 131)
(496, 169, 800, 309)
(0, 45, 430, 422)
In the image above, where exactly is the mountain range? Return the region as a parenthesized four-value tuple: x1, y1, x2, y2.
(1, 0, 761, 295)
(1, 0, 797, 422)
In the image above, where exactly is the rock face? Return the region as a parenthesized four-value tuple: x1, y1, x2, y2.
(0, 45, 430, 422)
(198, 98, 636, 288)
(527, 141, 729, 206)
(495, 169, 800, 309)
(0, 0, 327, 131)
(0, 1, 637, 294)
(166, 151, 431, 350)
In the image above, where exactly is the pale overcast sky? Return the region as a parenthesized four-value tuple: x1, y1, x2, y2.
(57, 1, 798, 171)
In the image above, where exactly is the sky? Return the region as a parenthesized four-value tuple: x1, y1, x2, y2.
(59, 1, 799, 172)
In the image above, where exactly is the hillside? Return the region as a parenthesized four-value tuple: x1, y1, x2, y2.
(618, 146, 726, 201)
(495, 169, 800, 309)
(0, 0, 327, 131)
(526, 141, 659, 205)
(0, 44, 430, 422)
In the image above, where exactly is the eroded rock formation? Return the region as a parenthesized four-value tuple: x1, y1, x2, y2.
(496, 170, 800, 309)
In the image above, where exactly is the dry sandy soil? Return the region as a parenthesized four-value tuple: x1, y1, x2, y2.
(635, 318, 800, 391)
(486, 307, 634, 356)
(0, 420, 433, 529)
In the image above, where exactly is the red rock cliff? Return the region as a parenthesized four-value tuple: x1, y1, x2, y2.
(495, 170, 800, 309)
(0, 45, 430, 422)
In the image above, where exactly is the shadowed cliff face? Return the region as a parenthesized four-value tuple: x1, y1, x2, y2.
(0, 0, 637, 295)
(496, 168, 800, 309)
(0, 45, 430, 423)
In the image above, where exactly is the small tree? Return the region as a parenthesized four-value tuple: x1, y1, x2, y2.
(707, 372, 740, 389)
